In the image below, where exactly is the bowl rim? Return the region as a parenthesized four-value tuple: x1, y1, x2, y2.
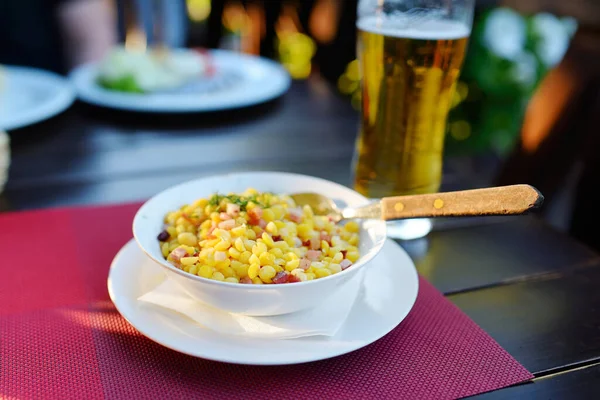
(132, 171, 387, 290)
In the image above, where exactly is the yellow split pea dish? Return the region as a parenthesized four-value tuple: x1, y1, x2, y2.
(158, 189, 360, 284)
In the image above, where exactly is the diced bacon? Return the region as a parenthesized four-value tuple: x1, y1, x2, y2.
(287, 274, 301, 283)
(258, 219, 267, 229)
(272, 235, 282, 242)
(219, 212, 232, 220)
(310, 238, 320, 250)
(214, 251, 227, 261)
(299, 258, 311, 270)
(288, 207, 303, 223)
(306, 250, 321, 261)
(302, 240, 311, 247)
(272, 271, 289, 284)
(293, 237, 303, 248)
(218, 219, 236, 230)
(320, 232, 332, 244)
(248, 207, 263, 225)
(240, 277, 253, 284)
(341, 250, 348, 258)
(340, 259, 353, 270)
(170, 247, 188, 266)
(226, 203, 240, 217)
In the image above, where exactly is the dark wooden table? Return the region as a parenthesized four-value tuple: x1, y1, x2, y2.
(4, 79, 600, 399)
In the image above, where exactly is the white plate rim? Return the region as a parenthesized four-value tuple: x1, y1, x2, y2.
(69, 49, 291, 113)
(108, 238, 419, 365)
(1, 66, 75, 131)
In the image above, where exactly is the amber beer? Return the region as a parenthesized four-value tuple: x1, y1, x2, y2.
(353, 17, 470, 198)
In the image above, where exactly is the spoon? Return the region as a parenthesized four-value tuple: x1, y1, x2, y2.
(290, 184, 543, 222)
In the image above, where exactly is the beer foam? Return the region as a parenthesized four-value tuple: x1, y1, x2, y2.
(357, 15, 470, 40)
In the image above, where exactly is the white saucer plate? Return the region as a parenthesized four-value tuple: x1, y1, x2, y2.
(108, 238, 419, 365)
(70, 50, 291, 113)
(0, 66, 75, 131)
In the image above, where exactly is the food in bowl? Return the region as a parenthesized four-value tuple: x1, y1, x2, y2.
(97, 46, 209, 93)
(158, 188, 360, 284)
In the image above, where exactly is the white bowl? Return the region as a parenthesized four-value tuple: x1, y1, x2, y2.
(132, 172, 387, 316)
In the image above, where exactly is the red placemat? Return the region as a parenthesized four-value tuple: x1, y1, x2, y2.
(0, 203, 533, 399)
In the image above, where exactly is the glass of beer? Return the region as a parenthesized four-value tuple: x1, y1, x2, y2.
(353, 0, 474, 239)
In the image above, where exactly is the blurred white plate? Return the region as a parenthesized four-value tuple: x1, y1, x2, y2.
(108, 238, 419, 365)
(0, 66, 75, 131)
(70, 50, 291, 113)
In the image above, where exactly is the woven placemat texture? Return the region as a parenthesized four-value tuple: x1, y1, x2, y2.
(0, 203, 533, 399)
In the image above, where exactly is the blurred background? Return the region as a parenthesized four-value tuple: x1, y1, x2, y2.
(1, 0, 600, 249)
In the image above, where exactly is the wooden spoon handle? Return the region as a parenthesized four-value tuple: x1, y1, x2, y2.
(380, 185, 543, 220)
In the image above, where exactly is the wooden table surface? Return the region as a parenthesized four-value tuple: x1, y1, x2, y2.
(4, 79, 600, 399)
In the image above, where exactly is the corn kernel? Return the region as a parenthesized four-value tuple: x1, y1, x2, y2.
(315, 268, 331, 278)
(306, 272, 316, 280)
(252, 242, 268, 256)
(200, 219, 212, 230)
(291, 269, 308, 281)
(161, 242, 170, 257)
(180, 256, 199, 266)
(348, 234, 359, 246)
(214, 240, 231, 251)
(166, 226, 177, 237)
(225, 277, 239, 284)
(262, 232, 275, 248)
(206, 238, 220, 248)
(215, 259, 231, 269)
(214, 229, 231, 241)
(269, 248, 284, 258)
(231, 224, 246, 236)
(328, 246, 342, 258)
(239, 251, 252, 264)
(189, 265, 199, 275)
(198, 265, 214, 278)
(234, 237, 245, 252)
(177, 232, 197, 247)
(332, 252, 343, 263)
(259, 265, 276, 282)
(252, 277, 263, 284)
(321, 240, 330, 254)
(259, 252, 275, 266)
(345, 221, 360, 233)
(246, 229, 257, 240)
(182, 265, 190, 273)
(248, 263, 260, 279)
(221, 266, 235, 278)
(274, 220, 286, 229)
(297, 223, 311, 239)
(311, 262, 325, 269)
(302, 205, 314, 218)
(273, 241, 290, 251)
(331, 236, 344, 247)
(346, 251, 360, 262)
(244, 239, 256, 251)
(232, 262, 249, 277)
(328, 263, 342, 274)
(249, 253, 260, 265)
(263, 209, 275, 222)
(266, 221, 278, 235)
(286, 259, 300, 272)
(228, 247, 241, 259)
(211, 271, 225, 281)
(274, 265, 284, 273)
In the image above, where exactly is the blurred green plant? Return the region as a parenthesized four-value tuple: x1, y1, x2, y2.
(445, 7, 577, 155)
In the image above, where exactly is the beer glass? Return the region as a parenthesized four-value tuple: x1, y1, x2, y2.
(352, 0, 474, 239)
